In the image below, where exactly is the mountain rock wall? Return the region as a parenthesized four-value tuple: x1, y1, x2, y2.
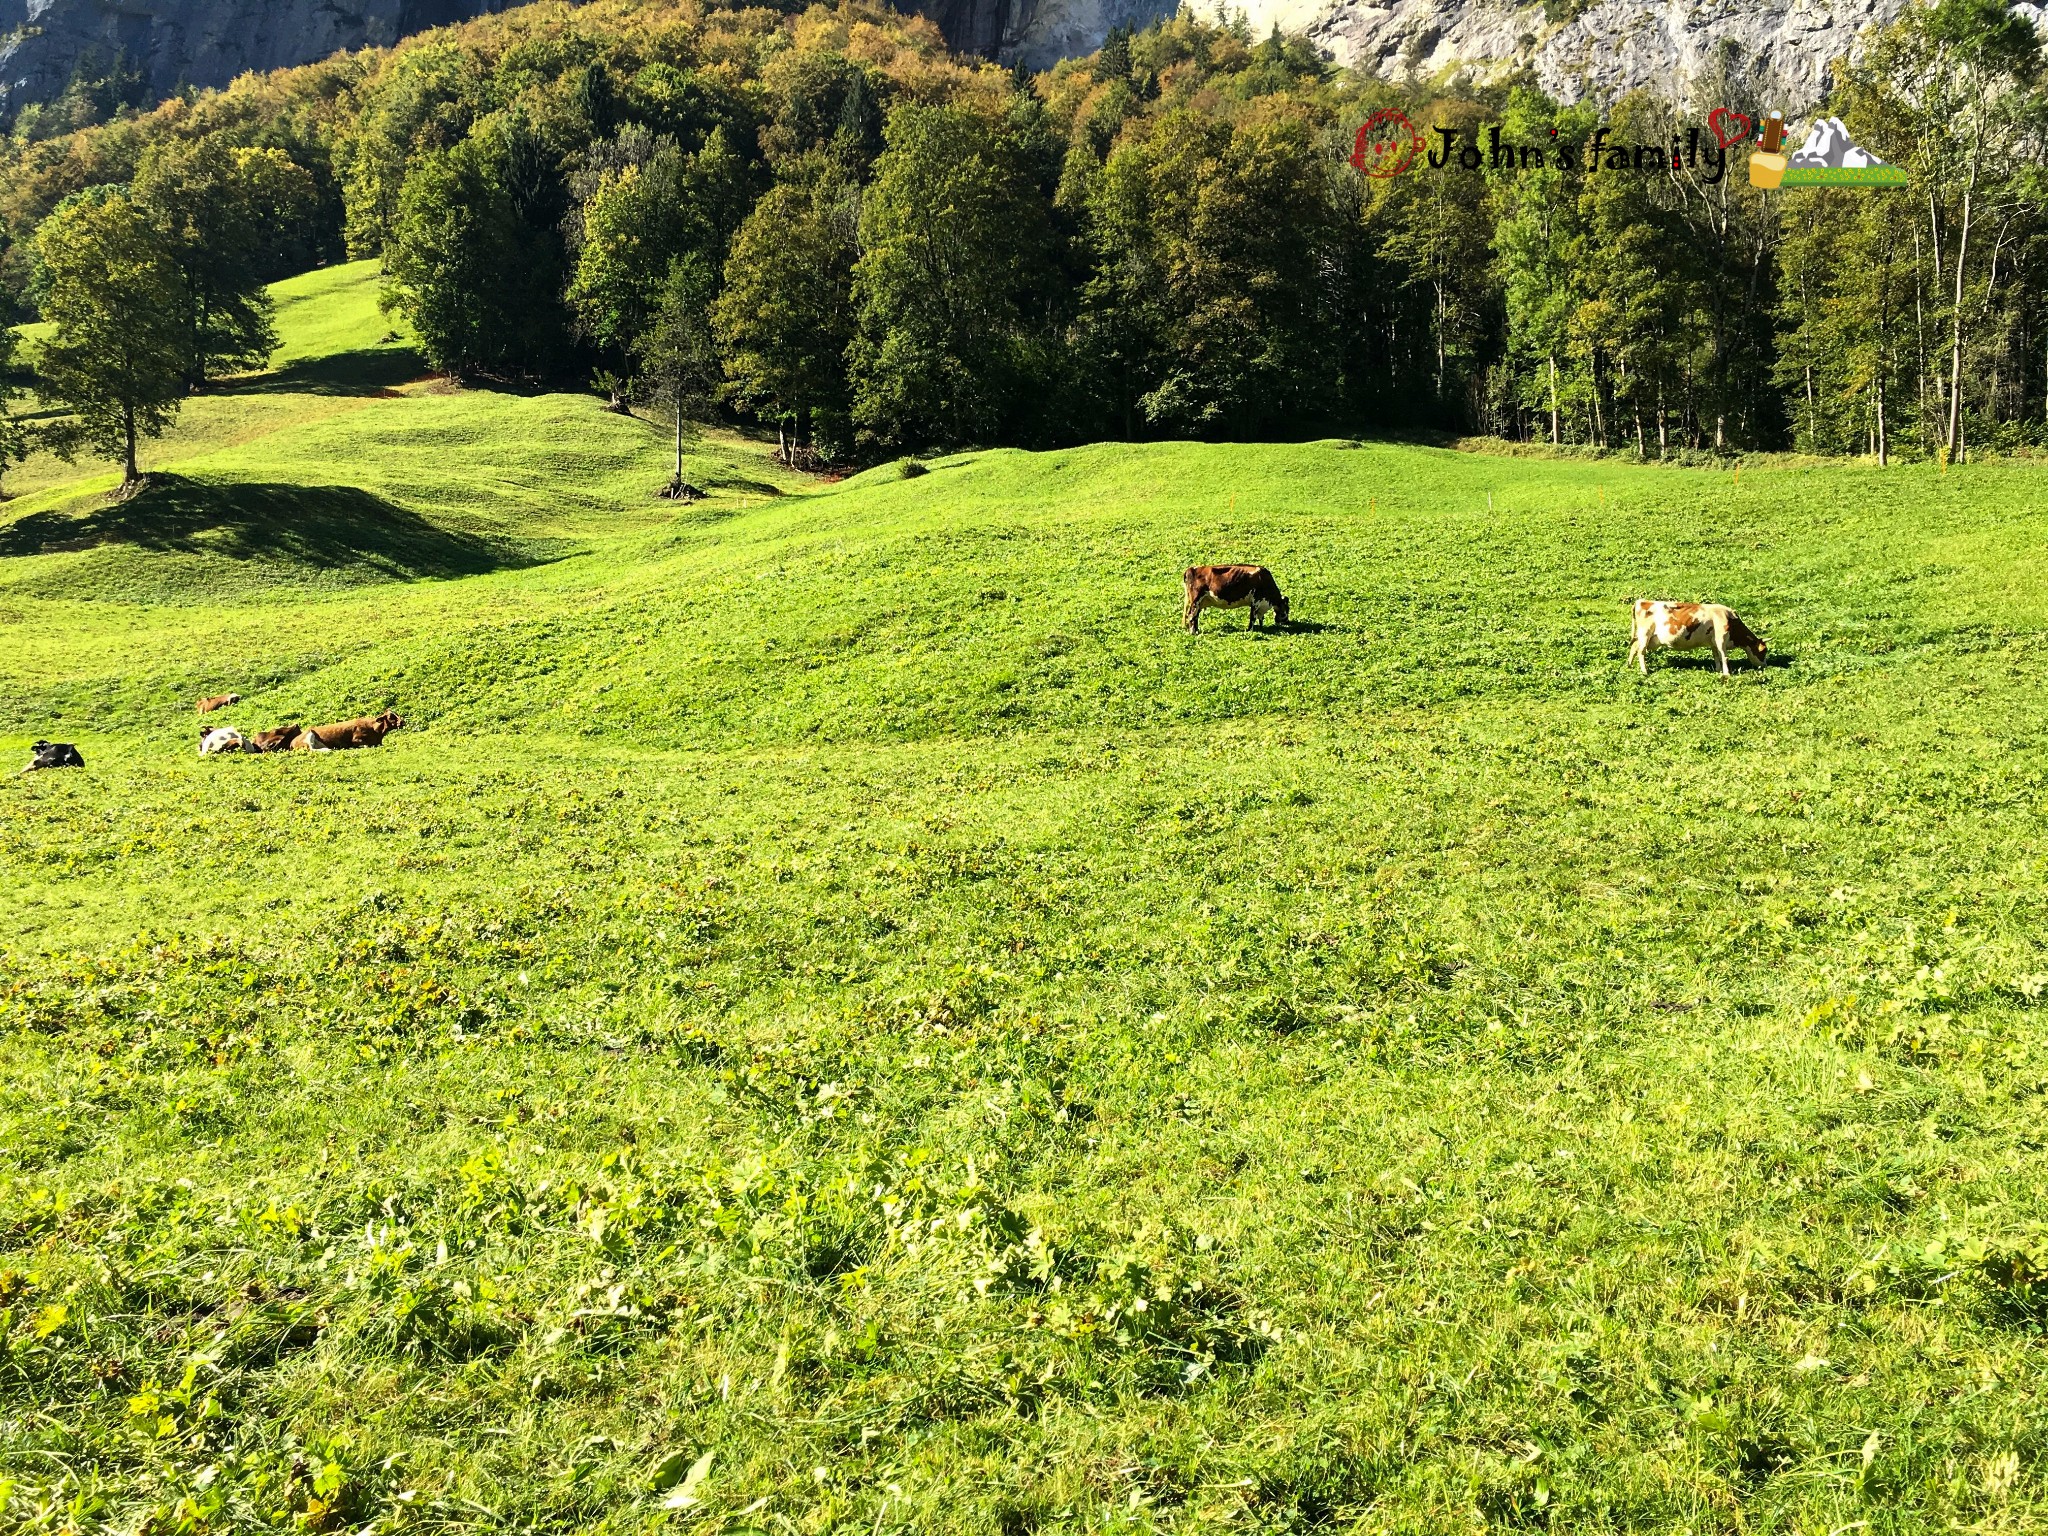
(3, 0, 2040, 122)
(0, 0, 514, 116)
(990, 0, 2047, 107)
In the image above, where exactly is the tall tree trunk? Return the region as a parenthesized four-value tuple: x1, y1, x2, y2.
(1947, 176, 1976, 459)
(1547, 356, 1559, 445)
(123, 403, 137, 485)
(673, 389, 684, 484)
(1913, 219, 1931, 440)
(1876, 366, 1887, 467)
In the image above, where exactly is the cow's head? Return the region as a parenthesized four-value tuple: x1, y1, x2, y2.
(1273, 591, 1290, 627)
(375, 712, 405, 733)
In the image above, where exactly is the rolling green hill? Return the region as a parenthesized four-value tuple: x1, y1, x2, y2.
(3, 263, 2046, 1533)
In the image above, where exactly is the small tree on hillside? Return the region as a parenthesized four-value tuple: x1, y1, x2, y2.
(636, 254, 721, 497)
(0, 321, 35, 498)
(35, 195, 189, 489)
(132, 136, 290, 385)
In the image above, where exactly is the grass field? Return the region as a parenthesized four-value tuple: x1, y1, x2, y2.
(3, 261, 2046, 1535)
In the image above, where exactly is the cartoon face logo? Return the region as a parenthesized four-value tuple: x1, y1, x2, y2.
(1349, 109, 1424, 178)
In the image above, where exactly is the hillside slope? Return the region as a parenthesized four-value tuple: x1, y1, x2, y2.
(3, 262, 2048, 1532)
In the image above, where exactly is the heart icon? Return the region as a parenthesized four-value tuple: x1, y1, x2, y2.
(1709, 108, 1754, 149)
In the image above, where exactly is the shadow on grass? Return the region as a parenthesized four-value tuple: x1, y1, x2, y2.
(1643, 652, 1788, 674)
(0, 474, 538, 580)
(224, 346, 428, 397)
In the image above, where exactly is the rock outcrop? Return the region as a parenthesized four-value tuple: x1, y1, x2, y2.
(2, 0, 2040, 122)
(0, 0, 514, 117)
(997, 0, 2047, 108)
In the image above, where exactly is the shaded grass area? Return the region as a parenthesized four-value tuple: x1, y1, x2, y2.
(0, 474, 539, 579)
(1, 258, 2047, 1534)
(224, 345, 427, 398)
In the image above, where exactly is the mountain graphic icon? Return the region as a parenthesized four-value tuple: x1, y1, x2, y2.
(1762, 117, 1910, 187)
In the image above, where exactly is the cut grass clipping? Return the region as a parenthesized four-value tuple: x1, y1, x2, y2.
(2, 260, 2046, 1533)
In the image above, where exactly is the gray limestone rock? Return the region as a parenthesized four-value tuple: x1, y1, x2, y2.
(0, 0, 513, 117)
(5, 0, 2040, 124)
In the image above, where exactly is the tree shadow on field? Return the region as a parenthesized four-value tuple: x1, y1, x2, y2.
(0, 474, 539, 580)
(224, 345, 427, 397)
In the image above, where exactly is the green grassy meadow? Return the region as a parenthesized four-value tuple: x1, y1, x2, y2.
(3, 261, 2046, 1534)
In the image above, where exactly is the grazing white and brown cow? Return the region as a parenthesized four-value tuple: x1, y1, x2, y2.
(1629, 600, 1767, 677)
(291, 712, 405, 752)
(1184, 565, 1289, 633)
(196, 692, 241, 714)
(198, 726, 247, 756)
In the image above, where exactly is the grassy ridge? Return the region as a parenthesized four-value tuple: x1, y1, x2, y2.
(2, 264, 2046, 1532)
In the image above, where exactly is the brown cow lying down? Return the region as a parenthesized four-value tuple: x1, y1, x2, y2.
(291, 712, 405, 751)
(248, 725, 301, 754)
(1184, 565, 1289, 633)
(1629, 600, 1767, 677)
(196, 692, 241, 713)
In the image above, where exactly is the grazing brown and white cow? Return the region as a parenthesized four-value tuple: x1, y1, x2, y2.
(196, 692, 241, 714)
(199, 726, 247, 756)
(291, 712, 406, 752)
(1184, 565, 1289, 633)
(248, 725, 302, 754)
(1628, 600, 1767, 677)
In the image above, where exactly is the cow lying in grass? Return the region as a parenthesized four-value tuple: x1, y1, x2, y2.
(196, 692, 241, 713)
(199, 726, 246, 755)
(291, 712, 405, 751)
(21, 740, 84, 772)
(1184, 565, 1289, 633)
(1629, 601, 1767, 676)
(200, 724, 301, 756)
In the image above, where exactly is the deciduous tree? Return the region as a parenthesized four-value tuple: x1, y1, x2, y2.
(33, 194, 189, 487)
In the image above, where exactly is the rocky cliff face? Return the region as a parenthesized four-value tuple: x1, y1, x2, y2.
(990, 0, 2046, 107)
(1294, 0, 2048, 107)
(0, 0, 513, 117)
(3, 0, 2038, 123)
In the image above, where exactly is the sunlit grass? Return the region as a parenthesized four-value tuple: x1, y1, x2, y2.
(1, 260, 2046, 1534)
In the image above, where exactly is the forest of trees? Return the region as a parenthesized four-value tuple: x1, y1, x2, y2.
(1, 0, 2043, 480)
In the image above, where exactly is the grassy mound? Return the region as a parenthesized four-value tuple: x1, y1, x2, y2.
(3, 262, 2047, 1532)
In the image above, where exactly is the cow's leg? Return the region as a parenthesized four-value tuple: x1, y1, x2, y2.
(1713, 626, 1732, 677)
(1185, 595, 1201, 634)
(1630, 631, 1650, 675)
